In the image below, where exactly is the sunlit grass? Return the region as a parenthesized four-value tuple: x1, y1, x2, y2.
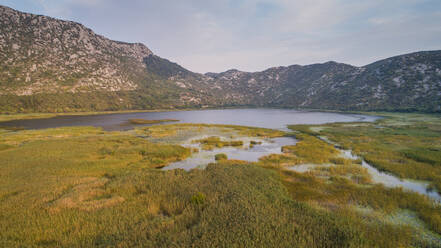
(138, 123, 286, 139)
(289, 113, 441, 193)
(259, 132, 340, 167)
(1, 116, 441, 247)
(193, 136, 244, 150)
(279, 167, 441, 238)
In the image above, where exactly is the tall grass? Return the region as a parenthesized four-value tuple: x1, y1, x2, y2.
(280, 168, 441, 237)
(139, 123, 286, 139)
(1, 119, 440, 247)
(290, 113, 441, 193)
(2, 144, 414, 247)
(193, 136, 244, 150)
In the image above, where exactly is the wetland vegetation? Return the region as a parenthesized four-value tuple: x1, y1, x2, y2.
(1, 112, 440, 247)
(289, 112, 441, 194)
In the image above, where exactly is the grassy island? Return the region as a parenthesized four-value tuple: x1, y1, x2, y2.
(128, 118, 179, 124)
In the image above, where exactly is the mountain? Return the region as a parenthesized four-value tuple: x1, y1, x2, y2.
(0, 5, 212, 112)
(204, 52, 441, 112)
(1, 5, 440, 113)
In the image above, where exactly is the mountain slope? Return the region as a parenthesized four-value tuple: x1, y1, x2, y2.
(0, 5, 152, 95)
(0, 5, 440, 113)
(0, 5, 208, 112)
(196, 52, 441, 112)
(274, 51, 441, 112)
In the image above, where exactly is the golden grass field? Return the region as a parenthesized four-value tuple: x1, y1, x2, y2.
(0, 114, 440, 247)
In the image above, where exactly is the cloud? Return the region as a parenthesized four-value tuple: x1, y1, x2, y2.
(1, 0, 440, 72)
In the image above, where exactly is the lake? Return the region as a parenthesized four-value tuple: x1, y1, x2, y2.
(0, 108, 379, 131)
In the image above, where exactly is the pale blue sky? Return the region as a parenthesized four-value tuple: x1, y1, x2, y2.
(1, 0, 441, 73)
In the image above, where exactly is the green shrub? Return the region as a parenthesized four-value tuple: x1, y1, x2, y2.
(215, 153, 228, 161)
(190, 192, 206, 205)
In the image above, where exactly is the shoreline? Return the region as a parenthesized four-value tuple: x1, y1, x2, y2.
(0, 106, 344, 123)
(2, 106, 435, 124)
(0, 107, 367, 123)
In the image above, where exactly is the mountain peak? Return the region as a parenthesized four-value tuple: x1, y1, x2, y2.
(0, 4, 154, 97)
(0, 5, 440, 113)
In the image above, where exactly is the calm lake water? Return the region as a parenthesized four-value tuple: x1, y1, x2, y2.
(0, 108, 379, 131)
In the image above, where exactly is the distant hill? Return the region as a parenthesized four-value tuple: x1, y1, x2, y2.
(203, 52, 441, 112)
(1, 5, 440, 113)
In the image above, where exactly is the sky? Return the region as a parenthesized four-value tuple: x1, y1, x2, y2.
(1, 0, 441, 73)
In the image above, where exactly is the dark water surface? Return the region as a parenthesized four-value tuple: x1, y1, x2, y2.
(1, 109, 379, 131)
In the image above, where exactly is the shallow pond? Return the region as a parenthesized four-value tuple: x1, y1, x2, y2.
(163, 136, 297, 171)
(0, 108, 379, 131)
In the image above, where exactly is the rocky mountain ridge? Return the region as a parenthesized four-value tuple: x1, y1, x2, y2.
(0, 5, 152, 95)
(1, 5, 440, 113)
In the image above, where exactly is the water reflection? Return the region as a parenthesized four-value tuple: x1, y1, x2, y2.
(163, 137, 297, 171)
(0, 108, 379, 131)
